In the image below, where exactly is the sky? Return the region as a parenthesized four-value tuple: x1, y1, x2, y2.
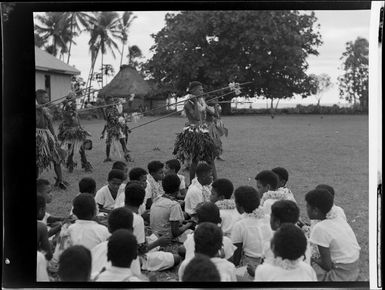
(34, 10, 371, 105)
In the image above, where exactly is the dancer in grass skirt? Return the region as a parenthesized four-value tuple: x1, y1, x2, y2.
(57, 92, 92, 173)
(173, 81, 219, 181)
(36, 89, 68, 190)
(101, 96, 132, 163)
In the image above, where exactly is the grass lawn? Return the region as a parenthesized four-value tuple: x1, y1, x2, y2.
(41, 114, 369, 281)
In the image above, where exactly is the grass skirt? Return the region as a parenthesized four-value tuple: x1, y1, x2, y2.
(36, 128, 62, 171)
(58, 126, 91, 154)
(173, 124, 219, 163)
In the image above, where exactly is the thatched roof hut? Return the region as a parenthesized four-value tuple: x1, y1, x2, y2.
(98, 65, 151, 99)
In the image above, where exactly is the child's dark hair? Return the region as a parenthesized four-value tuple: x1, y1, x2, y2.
(147, 160, 164, 174)
(305, 189, 334, 215)
(196, 202, 221, 224)
(37, 195, 46, 212)
(166, 159, 181, 173)
(129, 167, 147, 181)
(78, 177, 96, 194)
(234, 186, 260, 213)
(58, 245, 92, 281)
(271, 200, 300, 224)
(36, 89, 47, 99)
(182, 254, 221, 282)
(255, 170, 279, 190)
(315, 184, 335, 197)
(108, 207, 134, 233)
(108, 169, 125, 181)
(271, 223, 307, 260)
(212, 178, 234, 199)
(112, 161, 127, 171)
(162, 174, 181, 195)
(72, 193, 96, 219)
(272, 167, 289, 183)
(194, 222, 223, 257)
(196, 162, 211, 177)
(124, 183, 145, 207)
(107, 229, 137, 267)
(36, 179, 50, 193)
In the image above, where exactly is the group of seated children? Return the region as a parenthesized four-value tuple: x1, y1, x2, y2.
(37, 161, 361, 282)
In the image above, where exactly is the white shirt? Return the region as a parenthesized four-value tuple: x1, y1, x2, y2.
(309, 217, 360, 264)
(42, 212, 51, 224)
(219, 208, 242, 237)
(183, 231, 236, 261)
(113, 183, 126, 208)
(68, 220, 110, 250)
(254, 260, 317, 281)
(91, 241, 141, 278)
(95, 266, 143, 282)
(145, 174, 164, 203)
(133, 212, 145, 244)
(184, 178, 211, 215)
(231, 216, 273, 258)
(178, 256, 236, 281)
(178, 174, 186, 190)
(95, 185, 118, 211)
(36, 251, 49, 282)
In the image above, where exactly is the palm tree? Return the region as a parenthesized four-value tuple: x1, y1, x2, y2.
(64, 12, 96, 64)
(127, 45, 142, 67)
(34, 12, 72, 59)
(118, 11, 137, 66)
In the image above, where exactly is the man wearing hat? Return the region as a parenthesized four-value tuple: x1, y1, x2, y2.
(58, 92, 93, 173)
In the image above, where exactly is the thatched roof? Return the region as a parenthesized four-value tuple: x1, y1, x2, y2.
(98, 65, 151, 99)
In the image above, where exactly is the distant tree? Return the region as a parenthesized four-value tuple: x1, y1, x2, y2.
(144, 11, 322, 114)
(118, 11, 137, 66)
(309, 73, 333, 107)
(101, 64, 115, 84)
(34, 32, 46, 48)
(338, 37, 368, 111)
(127, 45, 143, 68)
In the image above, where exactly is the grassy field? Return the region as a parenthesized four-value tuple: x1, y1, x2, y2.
(41, 114, 369, 281)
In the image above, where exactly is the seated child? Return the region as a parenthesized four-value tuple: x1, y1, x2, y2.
(94, 229, 142, 281)
(165, 159, 187, 199)
(150, 174, 193, 240)
(254, 223, 317, 281)
(210, 178, 241, 237)
(305, 189, 361, 281)
(315, 184, 347, 221)
(70, 177, 98, 217)
(255, 170, 295, 216)
(182, 202, 235, 261)
(184, 162, 213, 216)
(111, 161, 128, 205)
(58, 245, 92, 281)
(271, 167, 296, 202)
(145, 161, 165, 209)
(124, 183, 179, 271)
(182, 254, 221, 282)
(178, 222, 237, 281)
(37, 195, 52, 261)
(91, 207, 144, 279)
(68, 193, 110, 250)
(95, 169, 125, 213)
(231, 186, 273, 268)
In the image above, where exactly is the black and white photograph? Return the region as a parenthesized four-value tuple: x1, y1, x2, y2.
(2, 1, 382, 288)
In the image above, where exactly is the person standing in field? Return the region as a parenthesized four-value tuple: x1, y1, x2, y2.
(173, 81, 219, 181)
(36, 89, 68, 190)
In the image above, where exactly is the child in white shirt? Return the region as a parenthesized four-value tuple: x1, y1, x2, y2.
(165, 159, 187, 199)
(254, 224, 317, 281)
(95, 169, 125, 213)
(305, 189, 360, 281)
(111, 161, 128, 208)
(145, 160, 165, 209)
(272, 167, 296, 202)
(184, 162, 213, 216)
(315, 184, 347, 221)
(181, 254, 220, 282)
(179, 222, 237, 281)
(58, 245, 92, 281)
(210, 178, 241, 237)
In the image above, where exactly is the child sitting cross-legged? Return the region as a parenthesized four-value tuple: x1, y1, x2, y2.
(181, 202, 236, 262)
(184, 162, 213, 217)
(271, 167, 296, 202)
(305, 189, 361, 281)
(150, 174, 194, 241)
(91, 207, 145, 280)
(210, 178, 241, 238)
(145, 161, 165, 209)
(58, 245, 92, 281)
(95, 169, 125, 214)
(165, 159, 187, 199)
(178, 222, 237, 281)
(255, 170, 296, 216)
(70, 177, 99, 217)
(181, 254, 221, 282)
(37, 195, 52, 261)
(254, 223, 317, 281)
(94, 229, 143, 281)
(231, 186, 273, 270)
